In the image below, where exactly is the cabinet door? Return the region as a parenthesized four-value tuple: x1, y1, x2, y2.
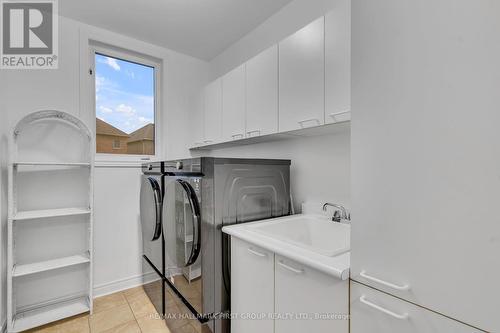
(350, 281, 482, 333)
(279, 17, 325, 132)
(246, 45, 278, 137)
(274, 255, 348, 333)
(204, 78, 222, 144)
(325, 2, 351, 124)
(191, 92, 205, 147)
(222, 64, 246, 141)
(231, 238, 274, 333)
(351, 1, 500, 331)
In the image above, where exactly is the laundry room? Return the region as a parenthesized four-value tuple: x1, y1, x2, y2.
(0, 0, 498, 333)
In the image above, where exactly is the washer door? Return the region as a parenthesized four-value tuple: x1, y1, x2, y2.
(163, 178, 201, 270)
(140, 176, 163, 271)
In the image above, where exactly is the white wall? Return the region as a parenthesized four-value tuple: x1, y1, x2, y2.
(198, 0, 351, 212)
(0, 15, 208, 324)
(192, 130, 350, 212)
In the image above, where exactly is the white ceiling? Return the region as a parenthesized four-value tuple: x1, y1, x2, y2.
(59, 0, 293, 60)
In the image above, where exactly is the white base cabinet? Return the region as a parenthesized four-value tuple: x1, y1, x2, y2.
(231, 238, 274, 333)
(350, 281, 482, 333)
(274, 256, 348, 333)
(230, 237, 348, 333)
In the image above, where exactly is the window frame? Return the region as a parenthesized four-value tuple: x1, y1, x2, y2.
(90, 44, 162, 164)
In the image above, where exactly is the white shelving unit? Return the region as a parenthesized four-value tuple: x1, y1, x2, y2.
(7, 110, 94, 332)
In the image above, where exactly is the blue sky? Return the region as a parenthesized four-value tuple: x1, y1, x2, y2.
(95, 53, 155, 134)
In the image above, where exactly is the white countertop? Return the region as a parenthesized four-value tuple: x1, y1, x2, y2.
(222, 214, 350, 280)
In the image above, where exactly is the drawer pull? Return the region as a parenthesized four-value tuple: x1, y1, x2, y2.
(360, 296, 409, 320)
(360, 271, 410, 291)
(278, 260, 304, 274)
(247, 248, 267, 257)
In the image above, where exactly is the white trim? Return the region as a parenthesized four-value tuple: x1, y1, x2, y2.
(92, 271, 159, 298)
(91, 45, 161, 163)
(79, 26, 166, 164)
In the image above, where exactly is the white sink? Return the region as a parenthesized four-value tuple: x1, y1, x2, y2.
(248, 215, 350, 257)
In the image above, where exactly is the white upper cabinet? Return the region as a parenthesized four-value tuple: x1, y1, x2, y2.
(204, 78, 223, 144)
(325, 1, 351, 124)
(192, 92, 205, 146)
(279, 17, 325, 132)
(222, 64, 246, 141)
(246, 45, 279, 137)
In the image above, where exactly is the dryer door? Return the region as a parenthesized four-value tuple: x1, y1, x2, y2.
(163, 178, 202, 270)
(140, 175, 163, 272)
(162, 177, 210, 329)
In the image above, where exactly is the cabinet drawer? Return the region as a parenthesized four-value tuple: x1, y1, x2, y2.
(231, 238, 274, 333)
(350, 281, 483, 333)
(274, 255, 348, 333)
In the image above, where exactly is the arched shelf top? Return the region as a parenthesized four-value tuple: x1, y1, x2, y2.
(14, 110, 92, 141)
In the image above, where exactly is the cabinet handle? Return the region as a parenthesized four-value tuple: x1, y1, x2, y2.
(297, 118, 321, 128)
(247, 248, 267, 257)
(231, 133, 244, 140)
(328, 110, 351, 123)
(278, 260, 304, 274)
(360, 271, 410, 291)
(359, 296, 409, 320)
(246, 130, 261, 137)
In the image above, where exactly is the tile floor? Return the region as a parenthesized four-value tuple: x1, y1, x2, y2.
(24, 283, 202, 333)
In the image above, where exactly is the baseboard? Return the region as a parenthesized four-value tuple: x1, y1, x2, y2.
(93, 271, 159, 298)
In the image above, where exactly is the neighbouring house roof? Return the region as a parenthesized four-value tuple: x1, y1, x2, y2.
(128, 123, 154, 143)
(96, 118, 129, 137)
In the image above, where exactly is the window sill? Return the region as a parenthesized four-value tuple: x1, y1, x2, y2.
(95, 156, 155, 168)
(95, 161, 144, 168)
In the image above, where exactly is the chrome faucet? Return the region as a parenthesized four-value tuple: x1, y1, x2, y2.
(322, 203, 350, 223)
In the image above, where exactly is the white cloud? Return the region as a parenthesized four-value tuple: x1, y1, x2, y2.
(99, 106, 113, 114)
(138, 116, 152, 123)
(95, 75, 105, 92)
(126, 70, 135, 78)
(115, 104, 136, 117)
(105, 57, 120, 71)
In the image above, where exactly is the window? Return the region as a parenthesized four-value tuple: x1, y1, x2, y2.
(93, 50, 157, 157)
(112, 139, 121, 149)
